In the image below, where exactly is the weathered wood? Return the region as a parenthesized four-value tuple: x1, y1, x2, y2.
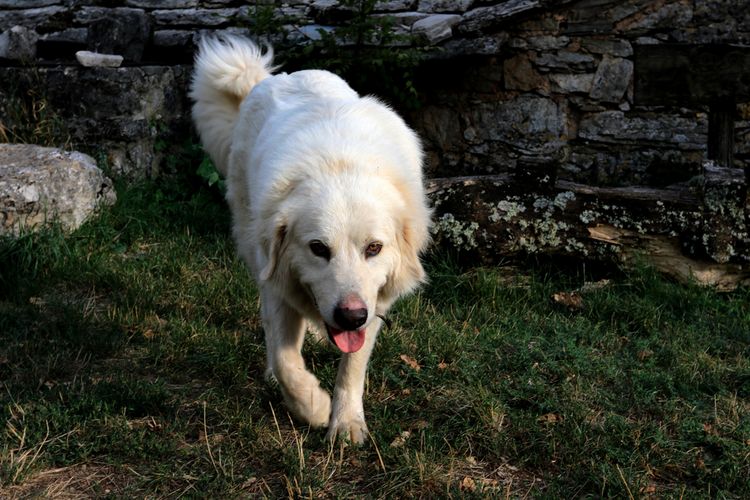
(707, 100, 736, 167)
(426, 163, 750, 290)
(428, 174, 701, 205)
(587, 225, 750, 291)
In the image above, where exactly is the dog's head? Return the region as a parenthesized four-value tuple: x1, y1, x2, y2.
(258, 172, 430, 353)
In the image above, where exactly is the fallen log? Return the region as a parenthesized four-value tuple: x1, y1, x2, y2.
(587, 225, 750, 291)
(426, 161, 750, 290)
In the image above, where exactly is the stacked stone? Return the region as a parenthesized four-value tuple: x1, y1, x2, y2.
(411, 0, 750, 185)
(0, 143, 116, 236)
(0, 0, 497, 64)
(0, 0, 748, 183)
(2, 1, 748, 63)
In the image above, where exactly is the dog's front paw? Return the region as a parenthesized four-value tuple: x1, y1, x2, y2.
(326, 417, 369, 445)
(303, 386, 332, 428)
(282, 385, 331, 428)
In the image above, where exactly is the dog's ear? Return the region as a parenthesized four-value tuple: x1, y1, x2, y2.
(382, 215, 430, 301)
(260, 222, 288, 281)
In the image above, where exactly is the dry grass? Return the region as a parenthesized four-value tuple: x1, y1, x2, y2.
(1, 177, 748, 497)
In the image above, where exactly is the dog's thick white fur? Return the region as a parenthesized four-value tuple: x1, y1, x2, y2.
(190, 36, 430, 443)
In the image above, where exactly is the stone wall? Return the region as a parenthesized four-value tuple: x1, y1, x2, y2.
(0, 0, 749, 183)
(410, 0, 750, 185)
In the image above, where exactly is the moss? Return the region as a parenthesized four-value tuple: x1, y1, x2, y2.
(579, 210, 600, 224)
(489, 199, 526, 223)
(432, 213, 480, 250)
(553, 191, 576, 209)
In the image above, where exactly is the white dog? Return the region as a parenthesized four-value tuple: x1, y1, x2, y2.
(190, 36, 431, 443)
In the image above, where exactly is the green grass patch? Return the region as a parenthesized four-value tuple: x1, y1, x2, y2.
(1, 177, 748, 497)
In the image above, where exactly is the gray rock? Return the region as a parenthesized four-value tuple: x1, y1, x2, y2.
(477, 95, 569, 154)
(562, 146, 705, 186)
(375, 0, 417, 12)
(40, 27, 88, 45)
(617, 2, 693, 33)
(579, 110, 707, 147)
(105, 137, 164, 179)
(0, 0, 59, 7)
(418, 0, 474, 14)
(525, 35, 570, 50)
(417, 104, 463, 153)
(152, 8, 242, 27)
(0, 6, 66, 31)
(504, 53, 549, 93)
(375, 11, 429, 26)
(74, 7, 111, 25)
(534, 50, 598, 72)
(125, 0, 198, 7)
(86, 8, 150, 62)
(297, 24, 335, 41)
(204, 0, 251, 4)
(589, 55, 632, 103)
(309, 0, 354, 23)
(438, 32, 508, 57)
(634, 36, 661, 45)
(457, 0, 540, 34)
(0, 64, 191, 177)
(76, 50, 124, 67)
(278, 5, 307, 22)
(152, 29, 194, 48)
(0, 26, 39, 61)
(550, 73, 595, 93)
(0, 144, 116, 236)
(412, 13, 461, 44)
(581, 38, 633, 57)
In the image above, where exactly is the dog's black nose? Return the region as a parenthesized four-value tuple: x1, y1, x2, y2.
(334, 305, 368, 330)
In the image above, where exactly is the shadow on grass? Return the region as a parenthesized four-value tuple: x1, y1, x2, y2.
(1, 175, 749, 497)
(0, 177, 269, 485)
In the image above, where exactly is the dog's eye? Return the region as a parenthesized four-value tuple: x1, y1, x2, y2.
(309, 240, 331, 260)
(365, 242, 382, 258)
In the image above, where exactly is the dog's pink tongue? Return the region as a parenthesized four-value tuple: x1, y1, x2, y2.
(330, 328, 366, 353)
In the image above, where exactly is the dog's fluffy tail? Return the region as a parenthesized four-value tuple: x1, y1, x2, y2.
(190, 36, 274, 176)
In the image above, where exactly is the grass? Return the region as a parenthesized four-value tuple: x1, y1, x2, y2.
(0, 174, 748, 498)
(0, 67, 71, 148)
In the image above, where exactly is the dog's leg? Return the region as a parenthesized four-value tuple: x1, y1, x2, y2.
(326, 319, 382, 444)
(262, 288, 331, 427)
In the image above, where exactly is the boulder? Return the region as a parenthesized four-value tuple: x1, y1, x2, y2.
(412, 14, 461, 44)
(0, 25, 38, 61)
(0, 144, 116, 236)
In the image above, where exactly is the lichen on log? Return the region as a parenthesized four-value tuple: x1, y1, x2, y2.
(426, 162, 750, 290)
